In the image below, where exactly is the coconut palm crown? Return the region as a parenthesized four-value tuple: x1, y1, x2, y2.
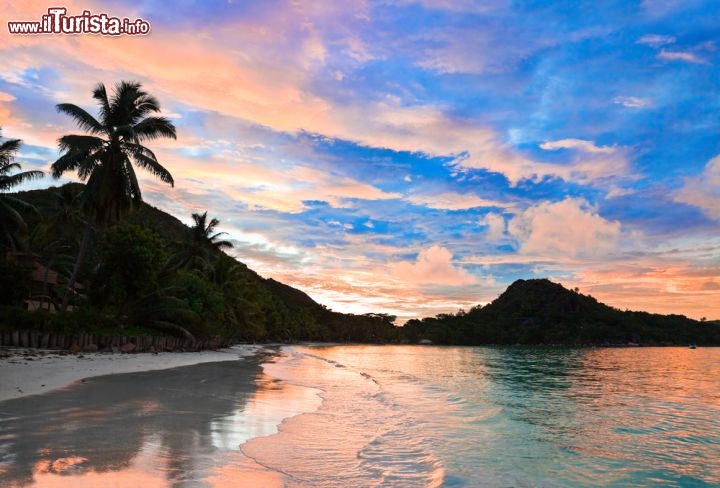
(1, 129, 44, 250)
(51, 81, 176, 225)
(191, 211, 234, 252)
(171, 211, 234, 272)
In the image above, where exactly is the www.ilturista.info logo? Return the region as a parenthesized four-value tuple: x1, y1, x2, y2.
(8, 7, 151, 36)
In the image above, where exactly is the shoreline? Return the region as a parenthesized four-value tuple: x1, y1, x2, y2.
(0, 344, 271, 403)
(2, 342, 708, 403)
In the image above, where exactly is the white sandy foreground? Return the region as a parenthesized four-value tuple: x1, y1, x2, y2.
(0, 345, 267, 402)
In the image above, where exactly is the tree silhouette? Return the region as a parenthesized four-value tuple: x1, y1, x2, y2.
(173, 211, 233, 272)
(51, 81, 177, 309)
(0, 129, 43, 251)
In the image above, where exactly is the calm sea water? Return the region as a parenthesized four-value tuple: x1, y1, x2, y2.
(248, 346, 720, 487)
(1, 346, 718, 487)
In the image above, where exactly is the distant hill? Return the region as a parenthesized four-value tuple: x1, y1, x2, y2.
(402, 279, 720, 346)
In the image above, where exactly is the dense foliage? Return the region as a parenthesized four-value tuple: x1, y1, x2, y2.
(1, 184, 400, 343)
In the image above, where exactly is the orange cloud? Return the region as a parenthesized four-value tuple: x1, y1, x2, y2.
(571, 265, 720, 320)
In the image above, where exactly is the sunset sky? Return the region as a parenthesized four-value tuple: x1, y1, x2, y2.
(2, 0, 719, 322)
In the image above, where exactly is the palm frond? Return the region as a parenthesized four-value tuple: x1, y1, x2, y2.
(132, 92, 162, 122)
(112, 124, 139, 145)
(0, 198, 27, 227)
(0, 161, 21, 175)
(110, 80, 142, 126)
(2, 195, 38, 213)
(0, 138, 22, 164)
(91, 82, 111, 124)
(57, 134, 104, 152)
(124, 142, 158, 161)
(133, 116, 177, 141)
(129, 149, 174, 186)
(192, 211, 208, 227)
(0, 170, 44, 190)
(208, 217, 221, 230)
(123, 156, 143, 202)
(51, 147, 102, 179)
(56, 103, 105, 135)
(211, 235, 234, 249)
(77, 153, 103, 180)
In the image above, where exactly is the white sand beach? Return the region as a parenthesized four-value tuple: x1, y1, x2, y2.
(0, 345, 267, 402)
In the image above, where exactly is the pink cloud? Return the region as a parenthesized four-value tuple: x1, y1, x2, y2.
(389, 245, 476, 286)
(658, 49, 706, 64)
(140, 150, 400, 213)
(508, 198, 622, 259)
(478, 212, 507, 240)
(674, 155, 720, 220)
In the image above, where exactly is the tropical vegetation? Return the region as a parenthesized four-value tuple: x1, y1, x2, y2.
(51, 81, 177, 310)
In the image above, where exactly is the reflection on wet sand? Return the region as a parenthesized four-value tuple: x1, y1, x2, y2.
(0, 356, 319, 487)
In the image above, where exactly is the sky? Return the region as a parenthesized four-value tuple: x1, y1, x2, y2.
(2, 0, 719, 322)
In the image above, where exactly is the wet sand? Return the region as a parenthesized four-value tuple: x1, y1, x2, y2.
(0, 345, 265, 402)
(0, 348, 293, 487)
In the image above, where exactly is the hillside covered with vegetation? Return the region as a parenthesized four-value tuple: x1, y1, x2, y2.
(1, 183, 399, 343)
(403, 279, 720, 346)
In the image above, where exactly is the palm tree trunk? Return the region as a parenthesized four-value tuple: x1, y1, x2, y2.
(41, 263, 50, 311)
(60, 222, 91, 311)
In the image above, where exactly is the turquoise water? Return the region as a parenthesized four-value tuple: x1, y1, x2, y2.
(246, 346, 720, 487)
(1, 346, 718, 487)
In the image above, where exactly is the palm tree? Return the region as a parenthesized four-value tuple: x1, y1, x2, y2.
(172, 211, 233, 272)
(191, 211, 234, 252)
(0, 129, 43, 251)
(51, 81, 177, 309)
(51, 80, 176, 223)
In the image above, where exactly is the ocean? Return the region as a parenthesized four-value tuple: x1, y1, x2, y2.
(1, 345, 718, 487)
(247, 346, 720, 487)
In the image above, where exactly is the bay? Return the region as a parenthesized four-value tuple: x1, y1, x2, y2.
(1, 346, 718, 487)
